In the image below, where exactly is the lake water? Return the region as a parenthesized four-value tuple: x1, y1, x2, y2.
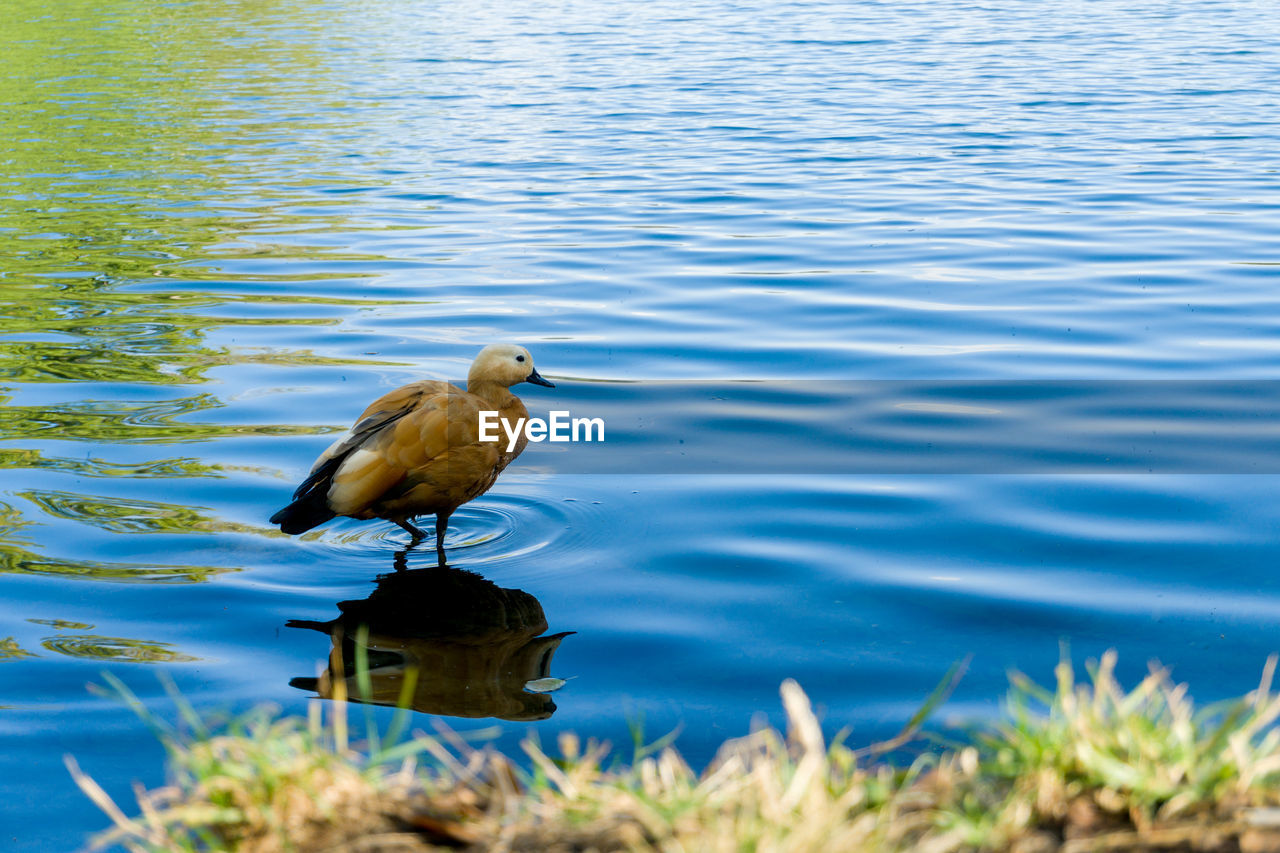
(4, 0, 1280, 847)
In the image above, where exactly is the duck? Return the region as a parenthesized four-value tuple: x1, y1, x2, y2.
(270, 344, 554, 557)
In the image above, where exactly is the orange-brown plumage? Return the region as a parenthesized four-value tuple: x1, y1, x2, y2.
(270, 345, 554, 555)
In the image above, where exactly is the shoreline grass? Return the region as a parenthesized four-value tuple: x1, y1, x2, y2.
(70, 651, 1280, 852)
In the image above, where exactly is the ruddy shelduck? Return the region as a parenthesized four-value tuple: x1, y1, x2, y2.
(270, 344, 554, 556)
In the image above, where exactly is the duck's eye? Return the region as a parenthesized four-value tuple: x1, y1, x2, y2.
(516, 355, 526, 362)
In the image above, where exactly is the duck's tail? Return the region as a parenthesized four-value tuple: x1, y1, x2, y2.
(270, 490, 336, 535)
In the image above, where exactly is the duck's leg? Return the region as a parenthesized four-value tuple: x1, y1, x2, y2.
(434, 511, 451, 562)
(394, 517, 426, 541)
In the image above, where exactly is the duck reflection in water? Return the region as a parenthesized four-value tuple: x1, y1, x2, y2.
(288, 562, 573, 721)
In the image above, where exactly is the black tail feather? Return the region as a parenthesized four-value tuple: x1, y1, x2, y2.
(270, 489, 337, 535)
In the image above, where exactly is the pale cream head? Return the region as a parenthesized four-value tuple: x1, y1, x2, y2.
(468, 344, 553, 388)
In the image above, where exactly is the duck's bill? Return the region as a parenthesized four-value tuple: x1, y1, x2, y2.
(526, 369, 555, 388)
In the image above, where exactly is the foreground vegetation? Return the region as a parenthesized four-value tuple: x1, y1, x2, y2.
(71, 651, 1280, 852)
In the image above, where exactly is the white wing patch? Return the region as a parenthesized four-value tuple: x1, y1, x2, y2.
(326, 448, 384, 512)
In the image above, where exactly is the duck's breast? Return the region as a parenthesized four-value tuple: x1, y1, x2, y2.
(364, 390, 506, 516)
(495, 396, 530, 471)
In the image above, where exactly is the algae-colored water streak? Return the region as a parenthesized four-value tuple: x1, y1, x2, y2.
(0, 500, 228, 582)
(0, 0, 401, 390)
(0, 0, 414, 574)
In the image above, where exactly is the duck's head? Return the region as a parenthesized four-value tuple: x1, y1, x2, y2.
(469, 344, 555, 389)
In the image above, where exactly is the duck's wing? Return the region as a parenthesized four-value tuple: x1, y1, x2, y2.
(302, 385, 490, 516)
(311, 382, 455, 470)
(292, 381, 453, 501)
(352, 380, 456, 427)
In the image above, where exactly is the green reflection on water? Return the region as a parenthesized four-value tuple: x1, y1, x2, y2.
(4, 620, 197, 663)
(0, 0, 412, 582)
(40, 634, 198, 663)
(26, 618, 94, 631)
(0, 448, 223, 478)
(0, 637, 37, 661)
(1, 0, 406, 387)
(0, 500, 231, 582)
(20, 489, 275, 536)
(0, 390, 338, 445)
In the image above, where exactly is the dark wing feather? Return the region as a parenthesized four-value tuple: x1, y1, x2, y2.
(291, 399, 422, 500)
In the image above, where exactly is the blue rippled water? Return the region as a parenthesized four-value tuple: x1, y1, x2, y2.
(3, 0, 1280, 847)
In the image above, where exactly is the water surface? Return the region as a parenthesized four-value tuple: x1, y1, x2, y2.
(4, 0, 1280, 847)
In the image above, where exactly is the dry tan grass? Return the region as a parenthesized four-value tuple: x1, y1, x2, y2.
(69, 653, 1280, 853)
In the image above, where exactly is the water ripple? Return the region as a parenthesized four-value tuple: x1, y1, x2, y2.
(304, 489, 613, 579)
(6, 0, 1280, 848)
